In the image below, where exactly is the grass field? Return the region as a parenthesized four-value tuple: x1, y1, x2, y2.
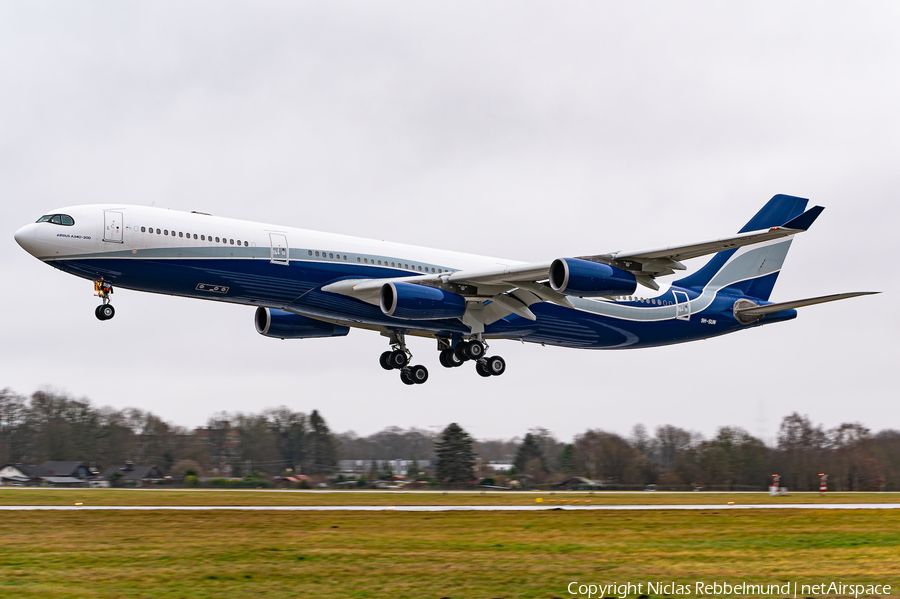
(2, 488, 900, 506)
(1, 508, 898, 598)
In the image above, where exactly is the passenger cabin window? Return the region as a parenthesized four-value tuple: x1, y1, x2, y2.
(36, 214, 75, 226)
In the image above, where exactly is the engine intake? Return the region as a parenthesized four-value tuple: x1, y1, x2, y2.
(380, 282, 467, 320)
(255, 307, 350, 339)
(549, 258, 637, 297)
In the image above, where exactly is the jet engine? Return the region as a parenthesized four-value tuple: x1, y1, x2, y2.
(255, 307, 350, 339)
(549, 258, 637, 297)
(380, 282, 467, 320)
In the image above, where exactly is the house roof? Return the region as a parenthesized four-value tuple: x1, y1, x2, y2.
(102, 465, 164, 481)
(42, 462, 86, 477)
(4, 464, 49, 478)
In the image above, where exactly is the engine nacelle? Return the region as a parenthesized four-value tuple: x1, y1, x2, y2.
(549, 258, 637, 297)
(255, 307, 350, 339)
(380, 282, 467, 320)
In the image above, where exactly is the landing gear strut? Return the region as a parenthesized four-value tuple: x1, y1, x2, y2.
(379, 332, 428, 384)
(439, 337, 506, 378)
(94, 280, 115, 321)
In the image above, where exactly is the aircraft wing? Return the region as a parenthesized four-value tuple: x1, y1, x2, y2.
(320, 205, 826, 328)
(578, 206, 825, 285)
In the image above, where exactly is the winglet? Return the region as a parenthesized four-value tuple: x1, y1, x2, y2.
(780, 206, 825, 231)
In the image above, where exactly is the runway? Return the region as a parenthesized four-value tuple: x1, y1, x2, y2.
(2, 503, 900, 511)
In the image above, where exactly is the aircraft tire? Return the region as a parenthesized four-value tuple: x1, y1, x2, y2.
(97, 304, 115, 321)
(410, 364, 429, 384)
(389, 350, 409, 369)
(447, 349, 464, 368)
(454, 342, 470, 362)
(465, 341, 485, 360)
(475, 361, 492, 377)
(486, 356, 506, 376)
(400, 370, 415, 385)
(439, 350, 452, 368)
(379, 351, 394, 370)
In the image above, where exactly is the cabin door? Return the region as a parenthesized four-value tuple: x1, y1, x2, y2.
(103, 210, 123, 243)
(673, 290, 691, 321)
(269, 233, 289, 265)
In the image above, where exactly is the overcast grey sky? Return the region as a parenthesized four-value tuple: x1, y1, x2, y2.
(2, 2, 897, 443)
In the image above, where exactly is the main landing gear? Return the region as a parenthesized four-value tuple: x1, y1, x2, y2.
(94, 280, 115, 321)
(379, 333, 429, 385)
(438, 338, 506, 378)
(379, 334, 506, 384)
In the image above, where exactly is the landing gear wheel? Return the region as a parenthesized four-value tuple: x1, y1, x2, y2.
(409, 365, 429, 384)
(475, 361, 492, 377)
(379, 351, 394, 370)
(454, 341, 471, 362)
(96, 304, 115, 321)
(400, 370, 415, 385)
(465, 340, 485, 360)
(389, 350, 409, 369)
(447, 349, 464, 367)
(485, 356, 506, 376)
(440, 349, 463, 368)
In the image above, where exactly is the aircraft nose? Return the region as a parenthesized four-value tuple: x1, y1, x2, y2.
(14, 223, 36, 255)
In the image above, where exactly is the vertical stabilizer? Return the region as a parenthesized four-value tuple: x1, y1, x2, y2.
(672, 195, 810, 300)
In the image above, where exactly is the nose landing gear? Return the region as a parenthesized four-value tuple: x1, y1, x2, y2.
(94, 280, 115, 321)
(379, 332, 428, 384)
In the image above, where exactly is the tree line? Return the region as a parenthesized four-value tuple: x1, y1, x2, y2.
(1, 388, 898, 490)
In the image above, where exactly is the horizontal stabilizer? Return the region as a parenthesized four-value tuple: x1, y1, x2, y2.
(734, 291, 879, 318)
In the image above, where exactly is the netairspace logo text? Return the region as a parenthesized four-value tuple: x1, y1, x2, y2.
(567, 581, 892, 598)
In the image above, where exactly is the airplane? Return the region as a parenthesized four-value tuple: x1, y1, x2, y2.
(14, 194, 875, 385)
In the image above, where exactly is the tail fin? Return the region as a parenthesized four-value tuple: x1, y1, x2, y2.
(673, 194, 814, 300)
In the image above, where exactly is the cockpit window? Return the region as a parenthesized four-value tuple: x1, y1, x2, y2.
(36, 214, 75, 226)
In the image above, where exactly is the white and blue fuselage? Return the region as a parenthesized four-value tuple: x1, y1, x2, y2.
(15, 201, 812, 356)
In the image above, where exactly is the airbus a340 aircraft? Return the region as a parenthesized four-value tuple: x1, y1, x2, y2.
(15, 194, 874, 384)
